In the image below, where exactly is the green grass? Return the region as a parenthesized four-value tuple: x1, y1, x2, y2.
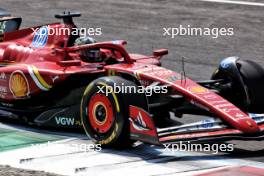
(0, 128, 63, 152)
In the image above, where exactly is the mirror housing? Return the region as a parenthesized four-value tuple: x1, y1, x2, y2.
(153, 49, 168, 59)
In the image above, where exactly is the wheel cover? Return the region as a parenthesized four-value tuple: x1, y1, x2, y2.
(88, 93, 114, 133)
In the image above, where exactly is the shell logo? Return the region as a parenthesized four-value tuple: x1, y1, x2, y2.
(9, 71, 29, 98)
(189, 86, 208, 94)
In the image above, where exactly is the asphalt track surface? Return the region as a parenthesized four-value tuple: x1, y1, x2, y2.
(0, 0, 263, 174)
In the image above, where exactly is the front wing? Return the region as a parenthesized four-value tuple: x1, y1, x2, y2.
(129, 105, 264, 145)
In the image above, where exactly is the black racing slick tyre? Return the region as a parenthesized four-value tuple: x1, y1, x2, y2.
(80, 76, 148, 148)
(237, 60, 264, 112)
(212, 59, 264, 112)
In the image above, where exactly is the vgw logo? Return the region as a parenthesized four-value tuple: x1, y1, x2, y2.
(55, 117, 75, 126)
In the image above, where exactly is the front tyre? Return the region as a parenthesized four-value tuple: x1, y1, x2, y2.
(81, 76, 147, 148)
(212, 57, 264, 112)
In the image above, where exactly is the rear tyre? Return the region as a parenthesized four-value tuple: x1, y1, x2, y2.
(81, 76, 147, 148)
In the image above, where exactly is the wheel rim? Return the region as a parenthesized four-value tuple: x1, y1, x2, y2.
(88, 93, 114, 133)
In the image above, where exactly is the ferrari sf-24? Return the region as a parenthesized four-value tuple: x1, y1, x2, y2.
(0, 10, 264, 148)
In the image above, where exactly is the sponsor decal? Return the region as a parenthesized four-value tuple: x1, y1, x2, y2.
(201, 119, 215, 128)
(0, 73, 6, 80)
(75, 120, 82, 126)
(235, 113, 245, 118)
(1, 102, 14, 107)
(215, 103, 233, 108)
(210, 100, 228, 104)
(246, 120, 253, 127)
(0, 85, 8, 99)
(0, 21, 6, 42)
(107, 69, 116, 76)
(99, 123, 118, 145)
(129, 112, 150, 131)
(51, 75, 59, 83)
(221, 108, 239, 113)
(32, 26, 48, 48)
(0, 86, 7, 93)
(188, 86, 209, 94)
(0, 21, 6, 34)
(134, 67, 180, 82)
(152, 70, 179, 81)
(152, 69, 173, 77)
(134, 70, 142, 79)
(203, 94, 218, 100)
(0, 72, 7, 98)
(9, 70, 30, 98)
(55, 116, 75, 126)
(27, 65, 52, 91)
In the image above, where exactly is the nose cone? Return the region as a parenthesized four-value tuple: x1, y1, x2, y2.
(237, 118, 260, 134)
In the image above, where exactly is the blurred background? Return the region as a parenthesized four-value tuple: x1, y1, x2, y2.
(0, 0, 263, 81)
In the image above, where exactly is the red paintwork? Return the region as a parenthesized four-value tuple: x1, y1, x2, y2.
(0, 22, 160, 102)
(0, 19, 262, 141)
(129, 105, 157, 136)
(0, 23, 105, 101)
(105, 64, 260, 134)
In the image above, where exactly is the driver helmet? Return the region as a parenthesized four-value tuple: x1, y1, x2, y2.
(74, 37, 102, 62)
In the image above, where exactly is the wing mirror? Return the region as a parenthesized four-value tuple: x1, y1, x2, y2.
(153, 49, 168, 59)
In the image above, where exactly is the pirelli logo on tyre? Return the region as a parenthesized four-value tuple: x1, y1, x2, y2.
(99, 123, 119, 145)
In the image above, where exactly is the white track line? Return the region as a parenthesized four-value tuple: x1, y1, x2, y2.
(200, 0, 264, 6)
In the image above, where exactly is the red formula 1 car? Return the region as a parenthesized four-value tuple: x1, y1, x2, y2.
(0, 10, 264, 148)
